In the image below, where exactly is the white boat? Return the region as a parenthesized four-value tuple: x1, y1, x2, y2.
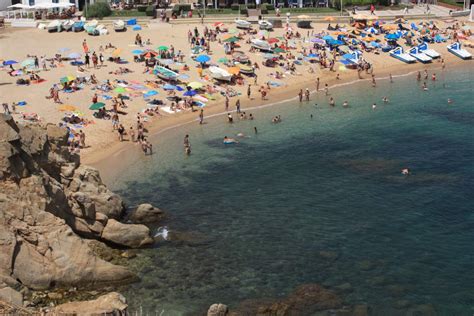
(251, 39, 272, 52)
(235, 19, 252, 29)
(447, 42, 472, 60)
(62, 20, 74, 31)
(389, 47, 416, 63)
(47, 20, 62, 32)
(84, 20, 98, 34)
(417, 43, 440, 59)
(209, 66, 233, 82)
(113, 20, 126, 32)
(408, 47, 432, 63)
(258, 20, 273, 30)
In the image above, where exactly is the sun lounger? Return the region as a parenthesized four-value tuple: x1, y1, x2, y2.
(408, 47, 432, 63)
(389, 47, 416, 63)
(447, 42, 472, 60)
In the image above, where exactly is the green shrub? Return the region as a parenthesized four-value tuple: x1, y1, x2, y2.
(247, 3, 256, 8)
(240, 8, 248, 15)
(172, 4, 192, 14)
(137, 5, 147, 12)
(231, 3, 239, 10)
(85, 1, 112, 18)
(261, 9, 268, 14)
(262, 3, 274, 10)
(146, 5, 155, 16)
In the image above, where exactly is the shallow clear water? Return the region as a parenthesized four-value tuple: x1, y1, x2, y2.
(112, 67, 474, 315)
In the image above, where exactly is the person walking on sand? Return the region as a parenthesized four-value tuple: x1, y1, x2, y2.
(298, 89, 303, 102)
(247, 84, 252, 99)
(99, 53, 104, 67)
(370, 4, 375, 15)
(236, 99, 241, 114)
(225, 94, 229, 111)
(2, 103, 10, 115)
(199, 109, 204, 124)
(305, 88, 310, 101)
(82, 39, 89, 53)
(79, 130, 86, 148)
(324, 84, 329, 96)
(85, 53, 90, 68)
(316, 77, 320, 91)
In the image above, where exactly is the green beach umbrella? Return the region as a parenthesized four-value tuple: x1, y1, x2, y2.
(89, 102, 105, 110)
(273, 47, 285, 53)
(217, 57, 229, 63)
(21, 58, 35, 67)
(223, 36, 239, 43)
(157, 45, 169, 51)
(114, 87, 126, 93)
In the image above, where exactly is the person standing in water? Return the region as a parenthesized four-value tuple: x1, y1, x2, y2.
(184, 134, 191, 155)
(316, 77, 320, 91)
(199, 109, 204, 124)
(236, 99, 241, 114)
(298, 89, 303, 102)
(305, 88, 310, 101)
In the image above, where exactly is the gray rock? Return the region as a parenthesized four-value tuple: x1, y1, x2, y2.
(0, 287, 23, 307)
(208, 303, 228, 316)
(129, 203, 165, 223)
(53, 292, 128, 315)
(102, 219, 153, 248)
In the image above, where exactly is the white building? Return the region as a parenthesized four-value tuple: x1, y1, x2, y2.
(0, 0, 92, 11)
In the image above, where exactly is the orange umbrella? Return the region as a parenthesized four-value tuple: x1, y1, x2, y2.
(143, 51, 158, 58)
(227, 67, 240, 75)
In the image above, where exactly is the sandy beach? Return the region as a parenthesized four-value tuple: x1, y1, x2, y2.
(0, 19, 472, 176)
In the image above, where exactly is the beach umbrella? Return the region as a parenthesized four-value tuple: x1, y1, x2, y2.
(21, 59, 35, 67)
(324, 16, 335, 22)
(3, 60, 18, 65)
(218, 57, 229, 63)
(157, 45, 169, 51)
(273, 47, 285, 53)
(133, 25, 142, 31)
(268, 38, 279, 44)
(143, 90, 158, 98)
(227, 67, 240, 75)
(143, 51, 158, 58)
(89, 102, 105, 110)
(60, 75, 76, 83)
(308, 53, 318, 58)
(195, 55, 211, 63)
(183, 90, 197, 97)
(68, 52, 81, 59)
(370, 41, 381, 47)
(323, 35, 334, 41)
(58, 104, 77, 112)
(385, 33, 399, 40)
(342, 53, 354, 59)
(114, 87, 126, 93)
(176, 86, 185, 91)
(163, 84, 177, 90)
(213, 22, 224, 27)
(132, 49, 144, 55)
(223, 36, 239, 43)
(112, 48, 122, 57)
(178, 74, 190, 80)
(187, 82, 203, 90)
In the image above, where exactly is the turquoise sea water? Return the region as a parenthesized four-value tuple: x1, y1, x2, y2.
(112, 67, 474, 315)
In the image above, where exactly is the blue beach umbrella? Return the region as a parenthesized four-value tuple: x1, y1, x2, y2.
(132, 49, 144, 55)
(176, 86, 185, 91)
(183, 90, 197, 97)
(68, 52, 81, 59)
(385, 33, 399, 40)
(143, 90, 158, 98)
(133, 25, 142, 31)
(308, 53, 318, 58)
(370, 41, 381, 48)
(195, 55, 210, 63)
(163, 84, 177, 90)
(342, 53, 354, 59)
(322, 35, 334, 41)
(3, 60, 18, 65)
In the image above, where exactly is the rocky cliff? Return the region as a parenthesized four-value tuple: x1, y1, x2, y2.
(0, 114, 155, 311)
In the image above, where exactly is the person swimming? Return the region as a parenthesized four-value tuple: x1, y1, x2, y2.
(448, 98, 453, 104)
(382, 96, 389, 103)
(401, 168, 410, 175)
(422, 82, 428, 91)
(372, 103, 377, 110)
(223, 136, 238, 144)
(342, 100, 349, 107)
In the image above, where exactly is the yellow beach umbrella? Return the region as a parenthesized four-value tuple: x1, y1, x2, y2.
(188, 81, 203, 90)
(112, 48, 123, 56)
(227, 67, 240, 75)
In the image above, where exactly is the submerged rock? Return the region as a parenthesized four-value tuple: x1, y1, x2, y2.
(208, 303, 229, 316)
(129, 203, 165, 223)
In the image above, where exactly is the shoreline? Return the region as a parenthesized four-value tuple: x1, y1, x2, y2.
(86, 57, 466, 184)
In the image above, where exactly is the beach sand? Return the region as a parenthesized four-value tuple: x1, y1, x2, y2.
(0, 20, 472, 180)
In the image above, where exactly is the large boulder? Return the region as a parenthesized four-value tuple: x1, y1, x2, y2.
(208, 303, 229, 316)
(102, 219, 153, 248)
(53, 292, 128, 315)
(0, 287, 23, 307)
(129, 203, 165, 223)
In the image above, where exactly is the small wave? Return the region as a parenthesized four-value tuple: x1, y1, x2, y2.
(154, 226, 169, 240)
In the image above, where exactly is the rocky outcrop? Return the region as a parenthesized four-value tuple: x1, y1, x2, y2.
(102, 219, 154, 248)
(0, 114, 152, 293)
(53, 292, 128, 315)
(208, 303, 229, 316)
(128, 203, 165, 223)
